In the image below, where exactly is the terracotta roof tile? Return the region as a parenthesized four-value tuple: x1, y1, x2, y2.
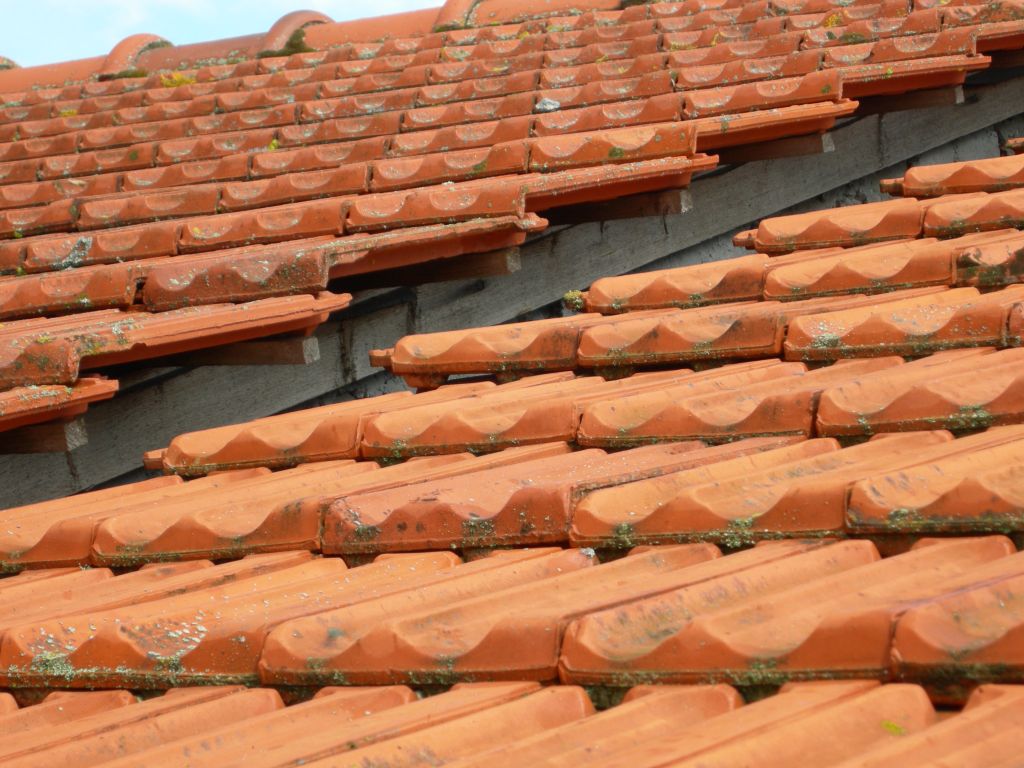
(0, 376, 117, 432)
(561, 536, 1015, 686)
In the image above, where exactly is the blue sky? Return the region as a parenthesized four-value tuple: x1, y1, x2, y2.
(2, 1, 441, 67)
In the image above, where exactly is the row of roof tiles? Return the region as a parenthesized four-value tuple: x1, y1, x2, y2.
(0, 537, 1020, 692)
(1, 680, 1019, 767)
(152, 346, 1024, 471)
(1, 0, 1018, 91)
(2, 423, 1021, 565)
(0, 0, 1019, 432)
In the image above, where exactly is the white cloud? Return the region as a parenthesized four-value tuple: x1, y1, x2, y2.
(2, 1, 441, 67)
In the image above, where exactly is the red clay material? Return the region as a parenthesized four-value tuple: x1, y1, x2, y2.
(90, 448, 567, 564)
(736, 198, 926, 253)
(816, 347, 1024, 435)
(155, 382, 493, 474)
(763, 237, 958, 299)
(261, 543, 721, 685)
(847, 424, 1024, 533)
(585, 683, 936, 768)
(0, 687, 282, 767)
(580, 357, 901, 445)
(441, 685, 743, 768)
(0, 376, 117, 432)
(580, 253, 770, 313)
(784, 285, 1024, 361)
(893, 556, 1024, 688)
(561, 537, 1014, 686)
(0, 691, 136, 735)
(87, 686, 417, 766)
(923, 189, 1024, 237)
(0, 551, 463, 687)
(0, 292, 349, 388)
(322, 442, 716, 553)
(836, 684, 1024, 766)
(571, 432, 949, 546)
(575, 289, 943, 368)
(882, 153, 1024, 197)
(244, 685, 592, 768)
(359, 370, 695, 457)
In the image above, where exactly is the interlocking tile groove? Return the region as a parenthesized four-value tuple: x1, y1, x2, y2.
(560, 536, 1015, 686)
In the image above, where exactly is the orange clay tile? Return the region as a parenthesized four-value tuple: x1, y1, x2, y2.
(345, 179, 525, 232)
(582, 683, 937, 767)
(261, 543, 720, 685)
(531, 94, 681, 136)
(762, 237, 959, 299)
(138, 246, 332, 311)
(0, 261, 139, 319)
(587, 358, 901, 445)
(955, 228, 1024, 287)
(323, 442, 717, 553)
(693, 98, 858, 150)
(0, 691, 137, 735)
(370, 142, 529, 192)
(681, 71, 841, 118)
(250, 137, 386, 177)
(1008, 137, 1024, 155)
(401, 92, 535, 132)
(261, 550, 595, 684)
(359, 370, 695, 456)
(177, 198, 346, 252)
(576, 361, 805, 446)
(528, 123, 696, 171)
(439, 684, 742, 768)
(736, 198, 926, 253)
(156, 381, 493, 474)
(0, 472, 276, 569)
(784, 285, 1024, 361)
(0, 551, 462, 687)
(386, 115, 533, 155)
(77, 686, 418, 767)
(575, 289, 942, 368)
(802, 10, 941, 48)
(882, 153, 1024, 197)
(846, 424, 1024, 532)
(0, 292, 349, 388)
(580, 253, 771, 313)
(18, 221, 180, 273)
(0, 376, 118, 432)
(0, 688, 283, 767)
(0, 199, 76, 238)
(100, 683, 544, 768)
(815, 347, 1024, 435)
(523, 155, 715, 211)
(91, 448, 570, 564)
(923, 189, 1024, 237)
(673, 50, 823, 90)
(838, 53, 991, 98)
(836, 685, 1024, 766)
(376, 312, 643, 386)
(216, 164, 370, 212)
(574, 432, 949, 545)
(240, 685, 591, 768)
(560, 536, 1013, 686)
(892, 556, 1024, 688)
(0, 174, 119, 210)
